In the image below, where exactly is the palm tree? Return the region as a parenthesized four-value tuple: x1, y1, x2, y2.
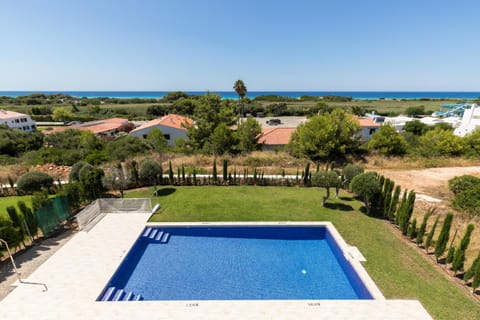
(233, 80, 247, 119)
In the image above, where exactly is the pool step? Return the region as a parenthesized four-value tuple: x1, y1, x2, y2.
(142, 228, 170, 243)
(160, 232, 170, 243)
(99, 286, 143, 302)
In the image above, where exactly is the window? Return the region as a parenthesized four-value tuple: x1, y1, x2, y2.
(369, 128, 377, 135)
(143, 134, 147, 139)
(164, 134, 171, 140)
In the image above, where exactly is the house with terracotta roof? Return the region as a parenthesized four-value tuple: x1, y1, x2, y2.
(43, 118, 131, 137)
(258, 127, 296, 150)
(0, 110, 36, 132)
(129, 114, 193, 146)
(356, 116, 381, 141)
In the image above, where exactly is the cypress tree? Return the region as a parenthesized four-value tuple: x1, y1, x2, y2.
(395, 190, 408, 226)
(168, 161, 174, 184)
(464, 252, 480, 283)
(472, 262, 480, 293)
(192, 167, 197, 186)
(434, 213, 454, 262)
(181, 164, 185, 184)
(416, 209, 432, 246)
(18, 200, 38, 240)
(383, 179, 394, 218)
(6, 206, 25, 245)
(388, 185, 401, 221)
(222, 159, 228, 182)
(304, 162, 310, 185)
(424, 215, 440, 253)
(452, 224, 475, 273)
(400, 191, 416, 235)
(407, 218, 417, 239)
(212, 159, 217, 183)
(446, 246, 456, 264)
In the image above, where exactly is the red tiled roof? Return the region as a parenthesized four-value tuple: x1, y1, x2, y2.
(43, 118, 129, 135)
(258, 127, 296, 145)
(130, 114, 192, 133)
(356, 116, 380, 127)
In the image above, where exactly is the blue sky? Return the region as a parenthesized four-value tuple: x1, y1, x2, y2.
(1, 0, 480, 91)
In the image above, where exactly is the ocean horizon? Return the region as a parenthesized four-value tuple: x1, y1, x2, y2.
(1, 91, 480, 100)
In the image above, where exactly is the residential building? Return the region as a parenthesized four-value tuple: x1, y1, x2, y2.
(0, 110, 37, 132)
(258, 127, 296, 150)
(129, 114, 193, 146)
(356, 116, 380, 141)
(43, 118, 131, 137)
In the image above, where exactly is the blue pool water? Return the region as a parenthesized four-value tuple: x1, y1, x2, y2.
(98, 226, 373, 301)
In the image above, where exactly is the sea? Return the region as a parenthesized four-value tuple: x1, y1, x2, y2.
(1, 91, 480, 100)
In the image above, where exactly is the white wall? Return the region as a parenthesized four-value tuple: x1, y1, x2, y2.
(0, 114, 36, 132)
(130, 124, 188, 146)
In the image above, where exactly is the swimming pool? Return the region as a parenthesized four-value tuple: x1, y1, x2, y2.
(98, 224, 375, 301)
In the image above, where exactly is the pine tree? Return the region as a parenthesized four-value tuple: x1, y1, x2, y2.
(452, 224, 475, 273)
(424, 215, 440, 253)
(416, 209, 432, 246)
(434, 213, 454, 262)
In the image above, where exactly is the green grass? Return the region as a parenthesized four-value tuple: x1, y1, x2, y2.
(126, 186, 480, 320)
(0, 195, 32, 219)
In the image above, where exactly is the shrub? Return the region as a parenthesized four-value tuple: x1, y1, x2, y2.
(350, 172, 381, 214)
(452, 184, 480, 217)
(16, 171, 54, 194)
(448, 175, 480, 195)
(0, 217, 23, 249)
(342, 164, 363, 187)
(69, 161, 88, 182)
(32, 189, 50, 211)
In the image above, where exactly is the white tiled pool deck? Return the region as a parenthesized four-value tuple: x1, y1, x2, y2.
(0, 215, 433, 320)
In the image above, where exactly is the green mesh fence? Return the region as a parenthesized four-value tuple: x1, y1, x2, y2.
(34, 196, 72, 236)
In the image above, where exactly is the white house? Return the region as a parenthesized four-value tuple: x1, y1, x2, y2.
(356, 116, 381, 141)
(0, 110, 37, 132)
(454, 104, 480, 137)
(130, 114, 193, 146)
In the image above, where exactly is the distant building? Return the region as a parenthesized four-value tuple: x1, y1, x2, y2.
(356, 116, 381, 141)
(43, 118, 131, 137)
(0, 110, 37, 132)
(258, 127, 296, 150)
(129, 114, 193, 146)
(454, 104, 480, 137)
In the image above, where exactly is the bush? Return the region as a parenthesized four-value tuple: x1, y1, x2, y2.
(16, 171, 54, 194)
(452, 184, 480, 217)
(342, 164, 364, 187)
(350, 172, 381, 214)
(448, 175, 480, 195)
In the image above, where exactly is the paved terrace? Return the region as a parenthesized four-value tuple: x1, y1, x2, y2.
(0, 216, 433, 320)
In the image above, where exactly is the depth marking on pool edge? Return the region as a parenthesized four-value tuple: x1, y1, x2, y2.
(186, 303, 199, 307)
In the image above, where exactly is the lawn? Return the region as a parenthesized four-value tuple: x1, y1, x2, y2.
(0, 195, 32, 219)
(126, 186, 480, 320)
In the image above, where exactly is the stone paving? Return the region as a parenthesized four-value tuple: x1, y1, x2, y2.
(0, 217, 433, 319)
